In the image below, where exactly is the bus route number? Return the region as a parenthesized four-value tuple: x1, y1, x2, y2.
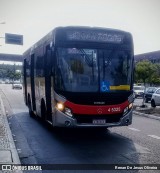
(108, 107, 121, 112)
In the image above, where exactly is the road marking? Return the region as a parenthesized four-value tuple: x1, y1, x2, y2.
(128, 127, 140, 132)
(148, 135, 160, 140)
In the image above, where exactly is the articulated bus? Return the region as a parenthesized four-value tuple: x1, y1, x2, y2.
(23, 26, 134, 128)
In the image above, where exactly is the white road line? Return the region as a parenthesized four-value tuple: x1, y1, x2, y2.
(148, 135, 160, 140)
(128, 127, 141, 132)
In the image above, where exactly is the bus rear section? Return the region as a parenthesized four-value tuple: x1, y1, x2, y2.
(23, 26, 134, 128)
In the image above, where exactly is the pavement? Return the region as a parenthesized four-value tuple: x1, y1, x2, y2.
(133, 110, 160, 121)
(133, 99, 160, 121)
(0, 95, 21, 172)
(0, 93, 159, 172)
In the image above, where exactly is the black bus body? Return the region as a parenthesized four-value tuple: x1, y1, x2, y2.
(23, 26, 134, 127)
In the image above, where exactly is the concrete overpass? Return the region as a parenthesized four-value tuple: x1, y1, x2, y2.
(0, 53, 23, 62)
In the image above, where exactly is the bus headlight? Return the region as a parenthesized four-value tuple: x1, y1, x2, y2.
(56, 103, 64, 111)
(55, 101, 73, 117)
(64, 108, 73, 117)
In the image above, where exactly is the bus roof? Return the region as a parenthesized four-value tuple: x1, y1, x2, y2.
(23, 26, 133, 56)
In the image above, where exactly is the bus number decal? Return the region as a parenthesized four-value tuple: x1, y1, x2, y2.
(108, 107, 121, 112)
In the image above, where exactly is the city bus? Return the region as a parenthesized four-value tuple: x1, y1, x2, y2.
(23, 26, 134, 128)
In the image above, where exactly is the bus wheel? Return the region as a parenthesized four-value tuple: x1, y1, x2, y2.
(28, 96, 34, 117)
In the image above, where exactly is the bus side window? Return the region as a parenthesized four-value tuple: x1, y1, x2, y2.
(35, 56, 44, 77)
(51, 47, 55, 76)
(46, 49, 52, 76)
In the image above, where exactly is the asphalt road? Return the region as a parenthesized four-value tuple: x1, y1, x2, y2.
(0, 84, 160, 173)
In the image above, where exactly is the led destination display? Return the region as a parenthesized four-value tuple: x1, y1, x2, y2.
(67, 30, 124, 43)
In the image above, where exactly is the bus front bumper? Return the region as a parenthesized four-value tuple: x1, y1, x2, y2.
(52, 110, 133, 128)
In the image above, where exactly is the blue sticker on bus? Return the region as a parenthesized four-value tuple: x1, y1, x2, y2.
(100, 81, 110, 92)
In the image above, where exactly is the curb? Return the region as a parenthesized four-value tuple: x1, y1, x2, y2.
(0, 95, 21, 165)
(133, 110, 160, 121)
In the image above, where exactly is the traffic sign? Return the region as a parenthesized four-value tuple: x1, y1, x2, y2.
(5, 33, 23, 45)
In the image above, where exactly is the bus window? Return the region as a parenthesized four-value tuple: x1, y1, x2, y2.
(99, 50, 132, 91)
(55, 48, 99, 92)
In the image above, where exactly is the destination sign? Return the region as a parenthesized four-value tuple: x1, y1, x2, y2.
(67, 31, 124, 43)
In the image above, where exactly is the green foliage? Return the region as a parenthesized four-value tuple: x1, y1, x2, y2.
(135, 60, 160, 86)
(151, 64, 160, 85)
(0, 64, 22, 81)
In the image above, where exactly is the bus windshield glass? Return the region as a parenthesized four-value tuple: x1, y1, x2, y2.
(54, 48, 132, 92)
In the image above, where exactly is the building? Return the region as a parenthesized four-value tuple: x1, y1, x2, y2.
(134, 50, 160, 63)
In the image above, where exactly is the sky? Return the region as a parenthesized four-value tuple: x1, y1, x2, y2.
(0, 0, 160, 55)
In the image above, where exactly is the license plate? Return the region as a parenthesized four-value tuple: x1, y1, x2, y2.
(93, 119, 106, 124)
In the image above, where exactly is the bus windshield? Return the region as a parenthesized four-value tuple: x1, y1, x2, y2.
(54, 47, 132, 92)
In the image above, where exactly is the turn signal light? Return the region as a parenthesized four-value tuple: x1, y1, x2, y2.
(129, 103, 133, 109)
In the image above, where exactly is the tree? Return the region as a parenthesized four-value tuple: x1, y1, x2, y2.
(135, 60, 155, 85)
(151, 64, 160, 85)
(0, 63, 22, 81)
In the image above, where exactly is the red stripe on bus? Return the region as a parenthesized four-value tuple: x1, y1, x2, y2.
(64, 100, 129, 115)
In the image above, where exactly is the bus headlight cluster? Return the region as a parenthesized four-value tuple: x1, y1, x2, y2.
(123, 103, 133, 116)
(56, 102, 73, 117)
(64, 108, 73, 117)
(56, 103, 64, 111)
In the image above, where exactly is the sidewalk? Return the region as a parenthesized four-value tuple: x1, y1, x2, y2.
(0, 95, 21, 172)
(133, 101, 160, 121)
